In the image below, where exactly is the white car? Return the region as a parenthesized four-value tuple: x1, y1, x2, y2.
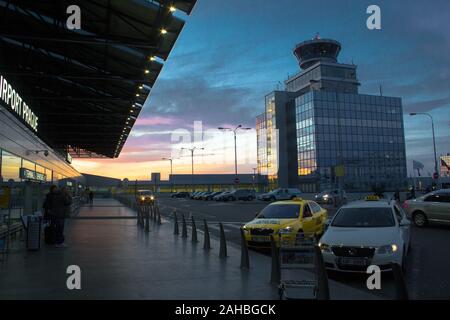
(319, 196, 411, 273)
(257, 188, 302, 201)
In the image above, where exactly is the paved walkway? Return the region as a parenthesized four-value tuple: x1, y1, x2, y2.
(0, 199, 378, 299)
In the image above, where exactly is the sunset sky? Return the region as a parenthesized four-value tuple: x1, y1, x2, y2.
(73, 0, 450, 181)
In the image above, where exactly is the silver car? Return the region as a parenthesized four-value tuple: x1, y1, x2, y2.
(403, 189, 450, 227)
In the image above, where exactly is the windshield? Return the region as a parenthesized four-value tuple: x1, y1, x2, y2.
(257, 204, 299, 219)
(331, 207, 395, 228)
(139, 191, 153, 196)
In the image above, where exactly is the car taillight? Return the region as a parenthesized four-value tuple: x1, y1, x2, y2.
(402, 201, 408, 209)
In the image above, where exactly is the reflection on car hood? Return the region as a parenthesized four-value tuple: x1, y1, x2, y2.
(245, 218, 297, 228)
(321, 227, 399, 247)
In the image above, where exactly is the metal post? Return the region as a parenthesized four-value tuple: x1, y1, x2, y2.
(173, 211, 179, 235)
(270, 235, 280, 284)
(203, 219, 211, 250)
(181, 214, 188, 238)
(234, 131, 238, 177)
(191, 216, 198, 243)
(219, 222, 227, 258)
(240, 228, 250, 270)
(314, 246, 330, 300)
(157, 206, 162, 225)
(153, 203, 157, 222)
(144, 206, 150, 233)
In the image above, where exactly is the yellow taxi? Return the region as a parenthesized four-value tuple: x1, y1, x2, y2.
(243, 198, 328, 248)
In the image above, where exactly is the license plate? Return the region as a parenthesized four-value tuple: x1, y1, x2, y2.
(337, 257, 368, 266)
(252, 236, 270, 242)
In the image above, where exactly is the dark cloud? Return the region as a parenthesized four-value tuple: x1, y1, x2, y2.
(145, 76, 261, 129)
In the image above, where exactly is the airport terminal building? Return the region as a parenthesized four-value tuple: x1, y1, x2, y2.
(0, 1, 196, 233)
(256, 36, 407, 192)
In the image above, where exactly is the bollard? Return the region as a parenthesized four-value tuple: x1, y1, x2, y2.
(314, 245, 330, 300)
(240, 227, 250, 270)
(181, 214, 188, 238)
(153, 203, 157, 222)
(144, 206, 150, 233)
(270, 235, 280, 284)
(391, 263, 409, 300)
(173, 211, 179, 235)
(219, 222, 227, 258)
(136, 205, 140, 226)
(191, 216, 198, 243)
(203, 219, 211, 250)
(157, 206, 162, 225)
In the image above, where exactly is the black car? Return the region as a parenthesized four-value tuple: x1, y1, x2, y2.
(171, 192, 190, 198)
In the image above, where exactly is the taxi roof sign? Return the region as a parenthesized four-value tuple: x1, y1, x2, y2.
(365, 195, 380, 201)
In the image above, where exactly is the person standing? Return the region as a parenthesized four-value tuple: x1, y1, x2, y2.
(51, 187, 72, 247)
(89, 190, 94, 205)
(42, 185, 58, 221)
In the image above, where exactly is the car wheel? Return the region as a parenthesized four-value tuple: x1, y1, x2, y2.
(412, 211, 428, 227)
(270, 196, 276, 202)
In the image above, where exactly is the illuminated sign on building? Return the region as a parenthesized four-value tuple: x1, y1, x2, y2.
(19, 168, 46, 182)
(0, 75, 38, 132)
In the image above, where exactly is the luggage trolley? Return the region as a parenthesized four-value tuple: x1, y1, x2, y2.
(278, 233, 318, 300)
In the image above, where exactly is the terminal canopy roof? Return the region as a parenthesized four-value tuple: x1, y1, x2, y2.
(0, 0, 196, 158)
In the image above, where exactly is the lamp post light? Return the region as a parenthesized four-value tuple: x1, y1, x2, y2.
(410, 113, 439, 185)
(218, 125, 252, 184)
(181, 147, 204, 192)
(162, 157, 174, 192)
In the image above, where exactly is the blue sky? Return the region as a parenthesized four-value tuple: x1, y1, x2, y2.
(76, 0, 450, 179)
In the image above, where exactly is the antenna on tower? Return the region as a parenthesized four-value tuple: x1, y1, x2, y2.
(379, 84, 383, 96)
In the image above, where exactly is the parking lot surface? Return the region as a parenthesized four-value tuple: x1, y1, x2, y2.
(157, 194, 450, 299)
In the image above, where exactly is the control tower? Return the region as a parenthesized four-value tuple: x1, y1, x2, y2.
(293, 35, 341, 70)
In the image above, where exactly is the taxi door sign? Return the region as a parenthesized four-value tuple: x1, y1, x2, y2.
(0, 186, 11, 208)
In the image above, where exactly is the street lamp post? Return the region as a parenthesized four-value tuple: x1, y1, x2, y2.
(218, 125, 252, 184)
(410, 113, 439, 185)
(181, 147, 204, 192)
(162, 157, 174, 193)
(252, 167, 257, 191)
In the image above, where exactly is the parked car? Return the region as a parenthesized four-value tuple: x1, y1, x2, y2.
(193, 192, 207, 200)
(319, 195, 411, 273)
(242, 198, 328, 249)
(402, 189, 450, 227)
(314, 189, 347, 205)
(197, 191, 214, 200)
(190, 191, 201, 199)
(223, 189, 256, 201)
(171, 192, 190, 198)
(257, 188, 302, 201)
(203, 191, 222, 201)
(214, 191, 232, 201)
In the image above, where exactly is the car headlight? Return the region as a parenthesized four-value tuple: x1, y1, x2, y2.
(377, 244, 398, 254)
(318, 242, 331, 252)
(150, 196, 155, 200)
(140, 196, 145, 201)
(279, 226, 293, 234)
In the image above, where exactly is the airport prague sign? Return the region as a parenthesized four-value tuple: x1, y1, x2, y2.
(0, 74, 38, 132)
